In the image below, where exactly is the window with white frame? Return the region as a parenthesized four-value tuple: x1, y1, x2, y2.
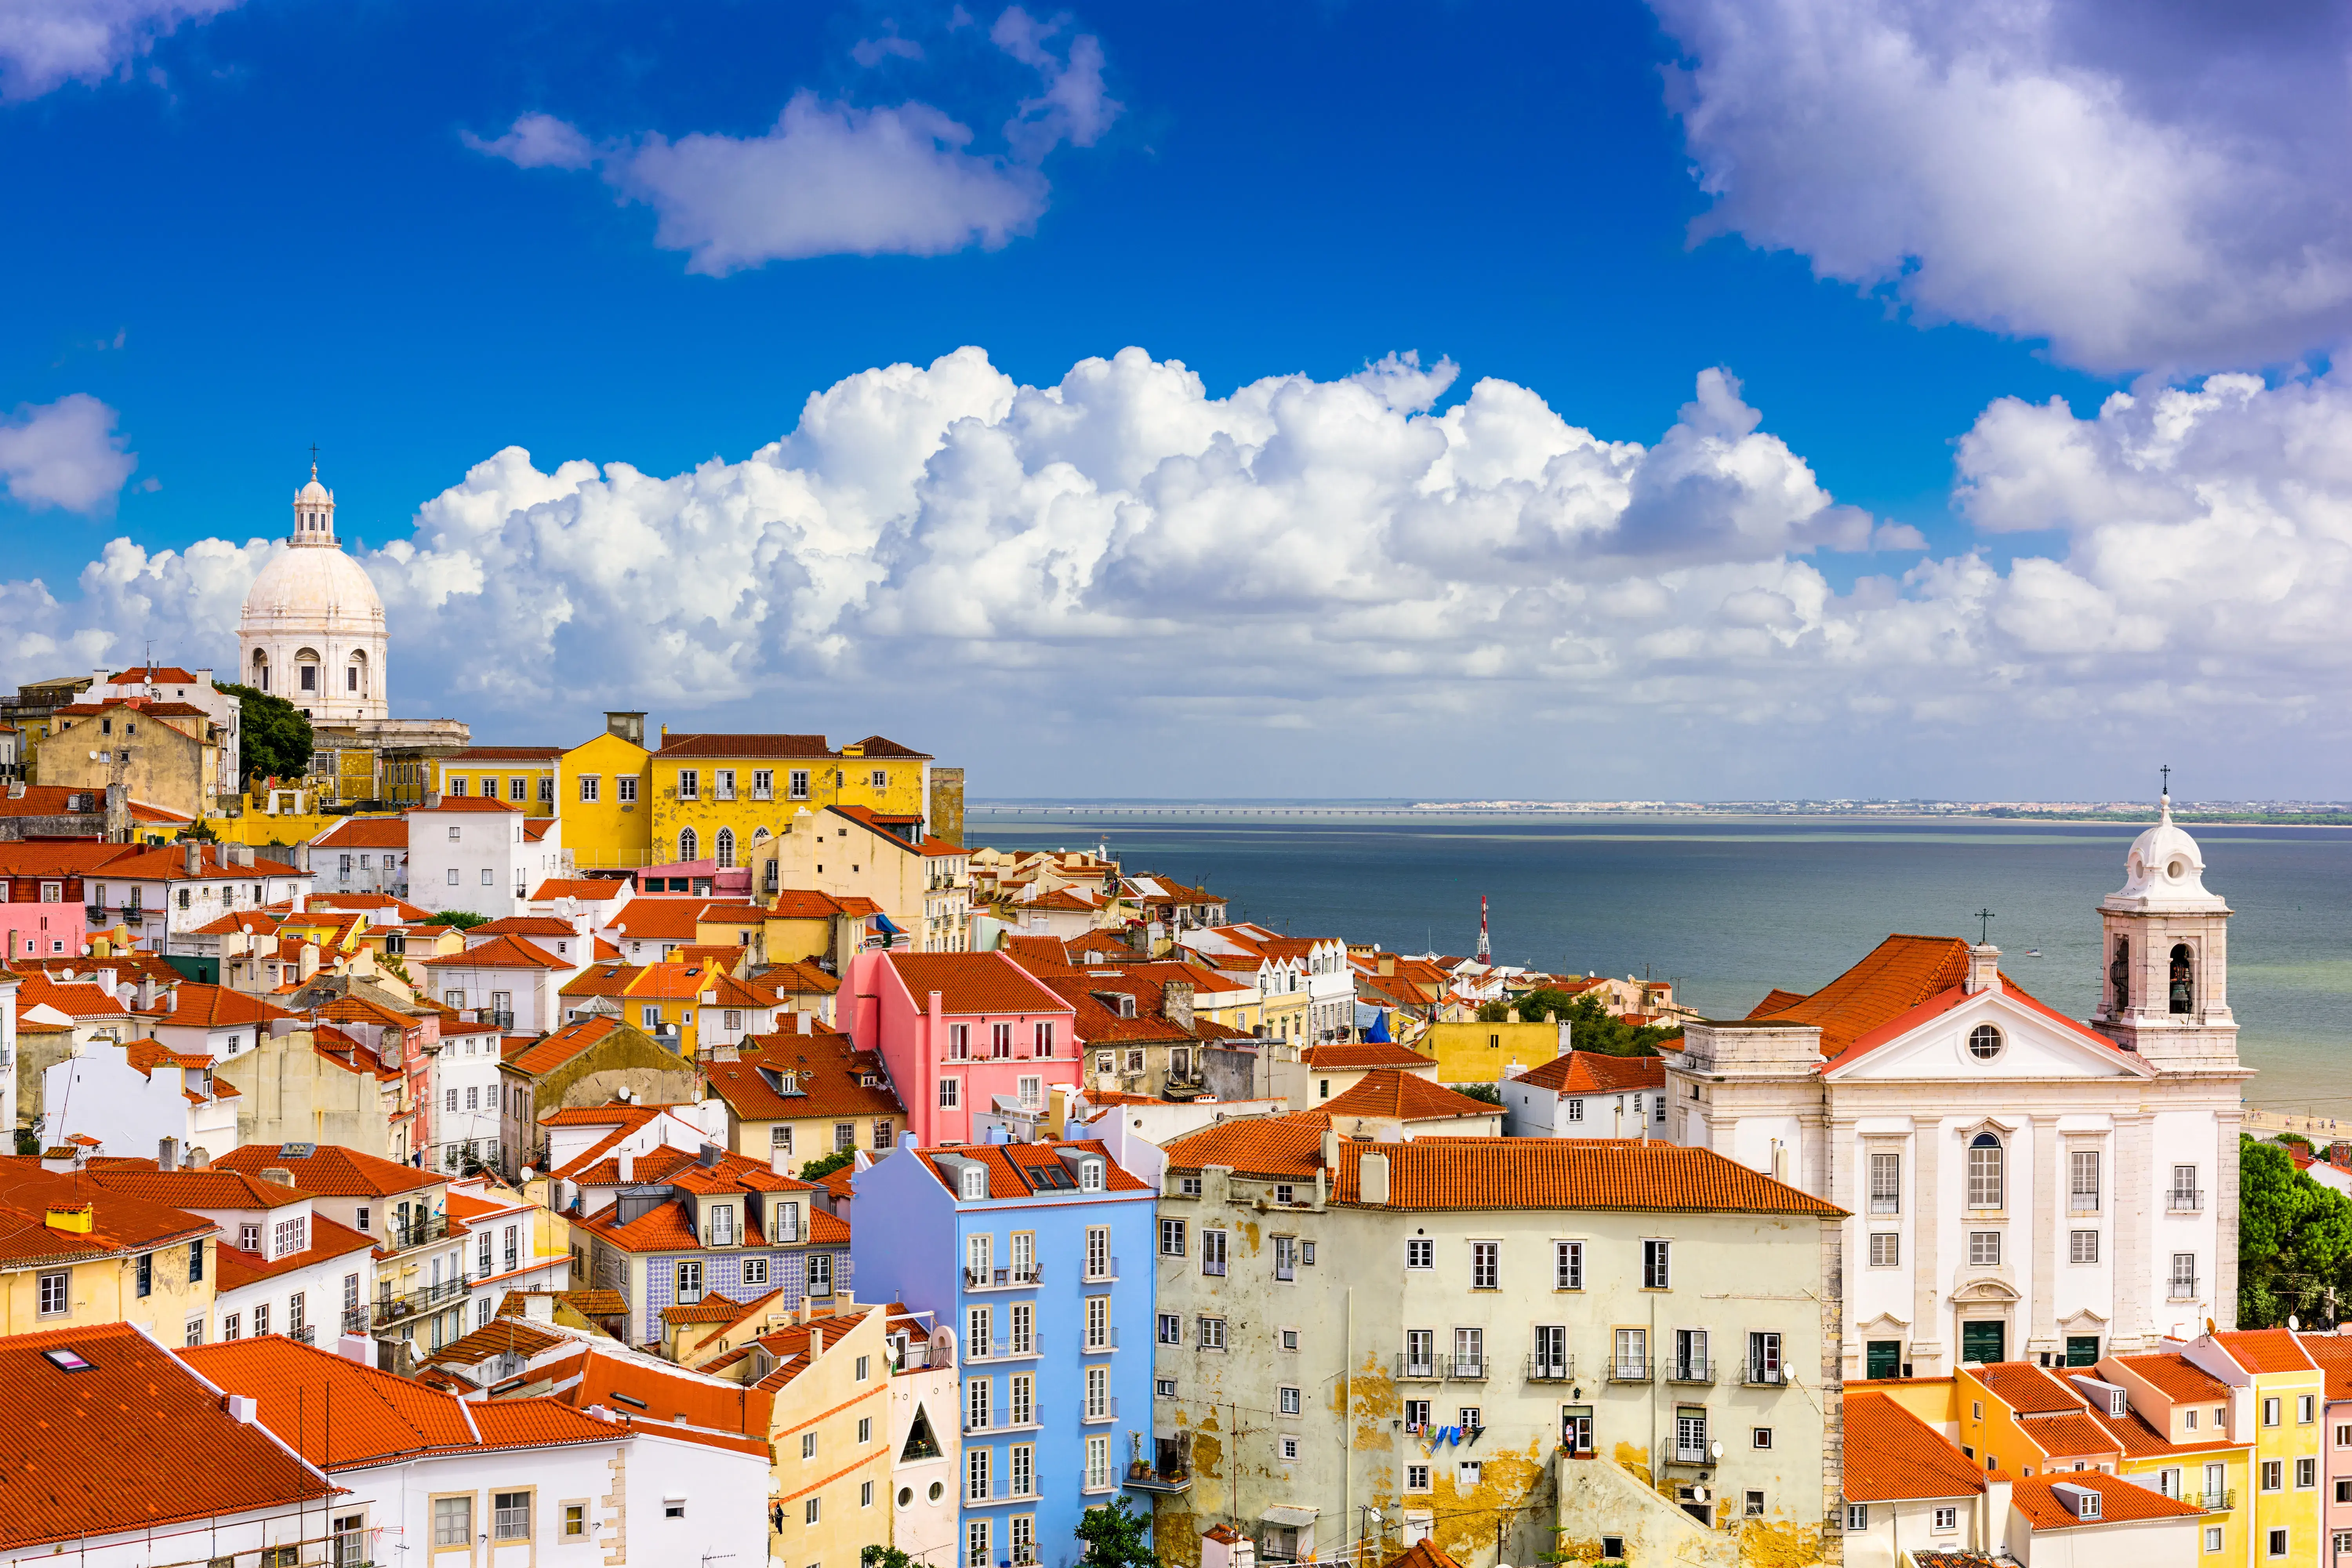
(1968, 1231, 2001, 1267)
(1470, 1241, 1499, 1290)
(1967, 1133, 2004, 1207)
(2070, 1229, 2098, 1263)
(1554, 1240, 1583, 1289)
(1406, 1238, 1434, 1270)
(1869, 1152, 1900, 1214)
(1642, 1239, 1670, 1289)
(1869, 1232, 1900, 1267)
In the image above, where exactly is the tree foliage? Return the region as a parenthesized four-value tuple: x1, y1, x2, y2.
(861, 1548, 916, 1568)
(1073, 1496, 1157, 1568)
(1475, 999, 1512, 1023)
(799, 1148, 856, 1183)
(2238, 1134, 2352, 1328)
(1513, 988, 1683, 1057)
(218, 681, 313, 787)
(424, 911, 493, 931)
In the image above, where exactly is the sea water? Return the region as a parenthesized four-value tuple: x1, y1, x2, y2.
(968, 809, 2352, 1114)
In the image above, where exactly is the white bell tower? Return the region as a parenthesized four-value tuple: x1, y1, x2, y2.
(2089, 774, 2239, 1072)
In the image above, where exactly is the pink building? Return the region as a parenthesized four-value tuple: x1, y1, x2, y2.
(0, 849, 98, 960)
(847, 949, 1078, 1144)
(2310, 1334, 2352, 1566)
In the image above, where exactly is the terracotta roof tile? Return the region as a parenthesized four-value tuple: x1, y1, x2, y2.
(1320, 1069, 1499, 1122)
(85, 1169, 306, 1211)
(706, 1035, 904, 1121)
(655, 732, 833, 759)
(412, 795, 520, 813)
(1842, 1391, 1987, 1502)
(2213, 1328, 2319, 1374)
(312, 817, 408, 848)
(1744, 935, 1973, 1053)
(213, 1212, 378, 1289)
(2011, 1471, 2204, 1529)
(506, 1016, 631, 1075)
(0, 1322, 336, 1548)
(0, 1166, 214, 1266)
(911, 1139, 1150, 1200)
(1330, 1139, 1844, 1214)
(883, 951, 1077, 1016)
(532, 878, 632, 903)
(216, 1142, 440, 1198)
(1972, 1361, 2087, 1414)
(1301, 1040, 1434, 1071)
(423, 933, 570, 971)
(1515, 1051, 1666, 1093)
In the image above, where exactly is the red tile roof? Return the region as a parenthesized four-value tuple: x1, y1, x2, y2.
(533, 877, 632, 903)
(215, 1142, 440, 1198)
(2010, 1470, 2203, 1530)
(1158, 1116, 1330, 1180)
(506, 1015, 631, 1075)
(421, 933, 569, 970)
(913, 1139, 1150, 1200)
(1842, 1392, 1987, 1502)
(656, 732, 833, 759)
(107, 665, 203, 684)
(213, 1212, 377, 1290)
(2213, 1328, 2319, 1375)
(706, 1034, 904, 1121)
(1745, 935, 1973, 1054)
(412, 794, 520, 813)
(0, 1321, 336, 1548)
(884, 951, 1074, 1016)
(85, 1169, 307, 1211)
(1321, 1069, 1498, 1122)
(1301, 1040, 1435, 1071)
(846, 734, 929, 758)
(2112, 1351, 2234, 1403)
(0, 1165, 215, 1265)
(1972, 1361, 2089, 1414)
(312, 817, 408, 848)
(1329, 1138, 1844, 1214)
(1515, 1050, 1665, 1093)
(152, 982, 298, 1028)
(2297, 1334, 2352, 1401)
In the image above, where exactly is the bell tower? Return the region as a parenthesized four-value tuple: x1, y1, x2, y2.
(2089, 779, 2239, 1072)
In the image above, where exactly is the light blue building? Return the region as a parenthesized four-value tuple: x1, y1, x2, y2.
(852, 1134, 1157, 1568)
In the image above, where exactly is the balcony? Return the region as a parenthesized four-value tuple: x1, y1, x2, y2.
(1394, 1354, 1439, 1381)
(380, 1215, 452, 1255)
(1744, 1365, 1789, 1387)
(372, 1275, 472, 1327)
(1080, 1396, 1120, 1424)
(1668, 1360, 1715, 1385)
(1672, 1445, 1711, 1465)
(1608, 1359, 1652, 1384)
(2198, 1488, 2234, 1512)
(964, 1265, 1043, 1291)
(1523, 1354, 1575, 1382)
(1124, 1463, 1192, 1495)
(1082, 1327, 1121, 1352)
(288, 1324, 317, 1345)
(966, 1340, 1038, 1363)
(1446, 1356, 1487, 1382)
(1083, 1258, 1121, 1283)
(2168, 1277, 2199, 1301)
(2169, 1189, 2205, 1213)
(341, 1305, 371, 1336)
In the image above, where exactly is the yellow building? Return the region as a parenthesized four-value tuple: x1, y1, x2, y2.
(0, 1165, 215, 1340)
(2184, 1330, 2326, 1562)
(690, 1298, 896, 1568)
(1418, 1019, 1569, 1083)
(36, 697, 224, 820)
(649, 731, 934, 870)
(557, 717, 655, 871)
(433, 745, 563, 815)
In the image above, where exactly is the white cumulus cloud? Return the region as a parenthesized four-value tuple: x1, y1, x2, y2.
(1651, 0, 2352, 374)
(0, 0, 237, 100)
(0, 392, 137, 514)
(468, 8, 1119, 272)
(17, 351, 2352, 794)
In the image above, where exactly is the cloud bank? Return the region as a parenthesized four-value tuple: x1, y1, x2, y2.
(0, 393, 136, 514)
(467, 7, 1120, 272)
(1651, 0, 2352, 374)
(11, 348, 2352, 792)
(0, 0, 236, 100)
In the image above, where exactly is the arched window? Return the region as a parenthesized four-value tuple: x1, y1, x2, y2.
(250, 651, 270, 693)
(678, 827, 698, 864)
(346, 651, 368, 695)
(751, 826, 771, 846)
(1967, 1133, 2004, 1210)
(1967, 1024, 2003, 1061)
(294, 647, 320, 694)
(2109, 938, 2129, 1012)
(714, 827, 735, 869)
(2169, 944, 2194, 1015)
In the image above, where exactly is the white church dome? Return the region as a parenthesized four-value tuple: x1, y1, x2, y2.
(235, 462, 390, 724)
(241, 541, 385, 626)
(2104, 792, 2226, 913)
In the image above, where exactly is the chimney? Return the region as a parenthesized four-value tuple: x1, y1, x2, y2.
(157, 1136, 178, 1172)
(1359, 1151, 1390, 1205)
(135, 974, 158, 1011)
(809, 1326, 823, 1357)
(1966, 944, 2002, 995)
(337, 1332, 375, 1365)
(798, 1009, 813, 1036)
(525, 1294, 555, 1323)
(261, 1166, 294, 1187)
(183, 840, 201, 876)
(195, 667, 212, 691)
(1320, 1127, 1339, 1169)
(1379, 953, 1395, 976)
(295, 843, 312, 874)
(1162, 978, 1195, 1033)
(189, 1146, 211, 1171)
(225, 1394, 260, 1424)
(698, 1142, 722, 1168)
(5, 780, 22, 800)
(618, 1150, 635, 1183)
(299, 942, 321, 982)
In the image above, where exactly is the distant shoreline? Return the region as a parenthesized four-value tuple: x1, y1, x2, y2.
(969, 802, 2352, 828)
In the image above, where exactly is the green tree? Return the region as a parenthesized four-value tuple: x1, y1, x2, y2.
(1474, 999, 1512, 1023)
(2238, 1134, 2352, 1328)
(423, 911, 492, 931)
(1073, 1496, 1157, 1568)
(218, 681, 313, 788)
(1515, 988, 1682, 1057)
(799, 1148, 856, 1182)
(861, 1548, 916, 1568)
(1450, 1081, 1503, 1105)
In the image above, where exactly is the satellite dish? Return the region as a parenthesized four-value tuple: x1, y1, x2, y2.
(520, 1166, 535, 1183)
(2289, 1314, 2301, 1331)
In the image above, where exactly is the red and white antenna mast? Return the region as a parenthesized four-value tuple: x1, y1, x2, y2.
(1475, 895, 1491, 964)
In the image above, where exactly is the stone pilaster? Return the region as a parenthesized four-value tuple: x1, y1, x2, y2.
(2112, 1112, 2154, 1351)
(2216, 1103, 2243, 1330)
(1819, 1214, 1846, 1566)
(1911, 1123, 1942, 1374)
(2027, 1114, 2060, 1357)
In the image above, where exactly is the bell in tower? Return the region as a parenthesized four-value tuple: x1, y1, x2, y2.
(2088, 772, 2241, 1072)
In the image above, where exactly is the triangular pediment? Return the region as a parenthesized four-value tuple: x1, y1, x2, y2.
(1824, 985, 2150, 1083)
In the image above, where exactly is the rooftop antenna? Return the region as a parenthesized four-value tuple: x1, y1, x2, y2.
(1475, 895, 1490, 964)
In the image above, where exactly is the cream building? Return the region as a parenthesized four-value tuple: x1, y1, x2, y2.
(238, 464, 388, 724)
(1666, 794, 2248, 1380)
(1149, 1122, 1844, 1568)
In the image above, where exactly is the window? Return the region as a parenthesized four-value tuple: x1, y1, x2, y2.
(494, 1492, 531, 1541)
(1034, 1022, 1054, 1056)
(1155, 1377, 1176, 1398)
(753, 769, 774, 800)
(804, 1498, 821, 1526)
(1642, 1238, 1670, 1289)
(1933, 1507, 1958, 1533)
(1086, 1225, 1111, 1279)
(1198, 1316, 1226, 1350)
(1160, 1218, 1186, 1256)
(676, 769, 699, 800)
(2299, 1394, 2317, 1423)
(2268, 1528, 2289, 1558)
(434, 1497, 472, 1546)
(37, 1271, 67, 1316)
(1968, 1023, 2003, 1059)
(1670, 1328, 1704, 1381)
(2262, 1459, 2282, 1490)
(1869, 1232, 1900, 1267)
(1405, 1398, 1431, 1428)
(1745, 1490, 1766, 1519)
(1967, 1133, 2004, 1207)
(2172, 1163, 2201, 1209)
(1748, 1332, 1782, 1383)
(2206, 1527, 2224, 1554)
(617, 775, 637, 802)
(2070, 1229, 2099, 1263)
(992, 1023, 1013, 1057)
(807, 1253, 833, 1296)
(2297, 1457, 2317, 1488)
(1406, 1465, 1430, 1492)
(2172, 1253, 2199, 1297)
(790, 769, 811, 800)
(1406, 1238, 1434, 1270)
(2070, 1150, 2101, 1210)
(1085, 1296, 1110, 1350)
(1470, 1240, 1499, 1290)
(1086, 1434, 1110, 1490)
(1453, 1327, 1484, 1377)
(967, 1521, 991, 1568)
(1202, 1228, 1227, 1276)
(940, 1078, 960, 1108)
(508, 776, 527, 802)
(675, 1260, 703, 1303)
(135, 1252, 152, 1298)
(1406, 1329, 1435, 1377)
(1158, 1313, 1181, 1344)
(1753, 1427, 1772, 1449)
(1846, 1505, 1868, 1532)
(1279, 1435, 1300, 1461)
(1614, 1327, 1646, 1378)
(1969, 1231, 2001, 1267)
(802, 1432, 818, 1460)
(1279, 1385, 1302, 1415)
(1869, 1152, 1900, 1213)
(1555, 1240, 1583, 1289)
(873, 1118, 894, 1149)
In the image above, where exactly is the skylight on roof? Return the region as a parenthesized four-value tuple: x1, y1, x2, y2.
(279, 1142, 316, 1158)
(42, 1348, 95, 1372)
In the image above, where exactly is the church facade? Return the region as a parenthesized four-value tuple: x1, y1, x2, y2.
(1665, 798, 2247, 1379)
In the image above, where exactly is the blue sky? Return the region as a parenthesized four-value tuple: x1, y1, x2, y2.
(3, 1, 2349, 799)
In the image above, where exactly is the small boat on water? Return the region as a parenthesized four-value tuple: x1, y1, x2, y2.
(2024, 947, 2042, 957)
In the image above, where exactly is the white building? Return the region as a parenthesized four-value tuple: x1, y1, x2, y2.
(432, 1020, 517, 1175)
(236, 464, 388, 724)
(312, 815, 408, 897)
(1665, 793, 2247, 1377)
(89, 840, 315, 953)
(408, 795, 539, 918)
(448, 1176, 573, 1332)
(420, 933, 576, 1036)
(1499, 1048, 1666, 1138)
(45, 1036, 241, 1164)
(185, 1332, 769, 1568)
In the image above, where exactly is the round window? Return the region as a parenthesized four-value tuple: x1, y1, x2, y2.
(1967, 1024, 2003, 1060)
(927, 1481, 944, 1503)
(898, 1486, 914, 1508)
(2167, 857, 2187, 879)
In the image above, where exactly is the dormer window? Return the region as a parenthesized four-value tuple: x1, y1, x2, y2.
(707, 1205, 735, 1246)
(1078, 1159, 1105, 1192)
(959, 1167, 987, 1201)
